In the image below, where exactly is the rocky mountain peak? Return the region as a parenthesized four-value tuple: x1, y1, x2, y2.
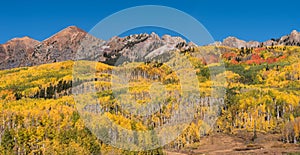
(43, 26, 86, 43)
(30, 26, 100, 66)
(222, 37, 247, 49)
(275, 30, 300, 46)
(289, 30, 300, 41)
(10, 36, 38, 42)
(216, 30, 300, 48)
(220, 36, 260, 49)
(58, 26, 85, 34)
(150, 32, 160, 40)
(0, 36, 40, 70)
(291, 30, 299, 35)
(162, 35, 186, 45)
(6, 36, 39, 47)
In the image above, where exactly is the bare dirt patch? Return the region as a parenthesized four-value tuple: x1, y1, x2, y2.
(165, 131, 300, 155)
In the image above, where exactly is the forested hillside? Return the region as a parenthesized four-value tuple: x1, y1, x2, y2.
(0, 45, 300, 154)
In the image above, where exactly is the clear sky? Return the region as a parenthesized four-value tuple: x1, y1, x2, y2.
(0, 0, 299, 44)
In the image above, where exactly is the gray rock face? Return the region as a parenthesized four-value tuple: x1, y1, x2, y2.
(0, 26, 193, 70)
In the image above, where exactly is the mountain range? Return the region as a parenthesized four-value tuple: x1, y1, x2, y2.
(215, 30, 300, 48)
(0, 26, 299, 70)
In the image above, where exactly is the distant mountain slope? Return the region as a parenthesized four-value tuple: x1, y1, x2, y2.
(215, 30, 300, 48)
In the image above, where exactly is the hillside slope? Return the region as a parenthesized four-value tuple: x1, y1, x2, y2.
(1, 45, 300, 154)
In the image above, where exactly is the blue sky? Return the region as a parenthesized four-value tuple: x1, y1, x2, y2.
(0, 0, 299, 44)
